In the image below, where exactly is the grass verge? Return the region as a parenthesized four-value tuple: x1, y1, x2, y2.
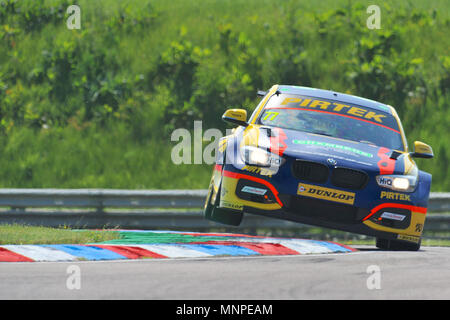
(0, 224, 120, 245)
(1, 224, 448, 247)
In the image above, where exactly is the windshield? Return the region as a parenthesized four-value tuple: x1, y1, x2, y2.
(257, 94, 404, 151)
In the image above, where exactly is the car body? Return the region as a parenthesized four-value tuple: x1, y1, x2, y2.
(204, 85, 433, 250)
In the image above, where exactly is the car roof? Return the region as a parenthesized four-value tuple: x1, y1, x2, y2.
(277, 85, 393, 114)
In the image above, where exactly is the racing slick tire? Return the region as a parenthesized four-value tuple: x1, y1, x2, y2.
(210, 206, 243, 226)
(208, 184, 243, 226)
(376, 237, 421, 251)
(204, 184, 216, 220)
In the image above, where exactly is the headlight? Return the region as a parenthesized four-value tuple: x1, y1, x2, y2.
(376, 174, 417, 192)
(392, 177, 410, 190)
(240, 146, 284, 167)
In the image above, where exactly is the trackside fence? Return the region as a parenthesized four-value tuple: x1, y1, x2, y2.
(0, 189, 448, 241)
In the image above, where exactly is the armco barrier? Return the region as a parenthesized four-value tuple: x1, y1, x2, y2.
(0, 189, 448, 239)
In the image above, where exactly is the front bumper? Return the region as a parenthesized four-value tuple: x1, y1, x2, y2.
(218, 165, 427, 242)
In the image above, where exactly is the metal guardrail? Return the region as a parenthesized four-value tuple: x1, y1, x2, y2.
(0, 189, 448, 239)
(0, 189, 207, 209)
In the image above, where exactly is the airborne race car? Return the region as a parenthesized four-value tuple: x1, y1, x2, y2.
(204, 85, 434, 251)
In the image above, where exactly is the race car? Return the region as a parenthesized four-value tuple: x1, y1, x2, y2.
(204, 85, 434, 251)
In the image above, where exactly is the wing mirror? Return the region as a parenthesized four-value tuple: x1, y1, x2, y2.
(222, 109, 248, 127)
(410, 141, 434, 159)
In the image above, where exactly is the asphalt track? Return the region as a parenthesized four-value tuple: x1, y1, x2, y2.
(1, 246, 449, 299)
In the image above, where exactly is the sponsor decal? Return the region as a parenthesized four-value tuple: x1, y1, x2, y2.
(279, 97, 387, 124)
(380, 191, 411, 202)
(221, 200, 243, 211)
(415, 223, 423, 233)
(241, 186, 267, 196)
(297, 183, 356, 205)
(262, 111, 279, 121)
(292, 140, 373, 158)
(397, 234, 420, 243)
(220, 186, 229, 197)
(242, 165, 276, 177)
(380, 211, 406, 221)
(376, 176, 393, 187)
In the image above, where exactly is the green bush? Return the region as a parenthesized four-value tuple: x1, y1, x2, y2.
(0, 0, 448, 190)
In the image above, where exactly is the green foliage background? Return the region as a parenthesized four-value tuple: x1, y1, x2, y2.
(0, 0, 448, 190)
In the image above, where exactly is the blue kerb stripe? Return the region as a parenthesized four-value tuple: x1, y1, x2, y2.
(181, 244, 259, 256)
(43, 245, 127, 260)
(309, 241, 352, 253)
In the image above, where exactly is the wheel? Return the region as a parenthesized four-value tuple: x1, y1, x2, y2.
(204, 150, 225, 221)
(206, 183, 243, 226)
(210, 206, 243, 226)
(203, 183, 216, 220)
(376, 237, 421, 251)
